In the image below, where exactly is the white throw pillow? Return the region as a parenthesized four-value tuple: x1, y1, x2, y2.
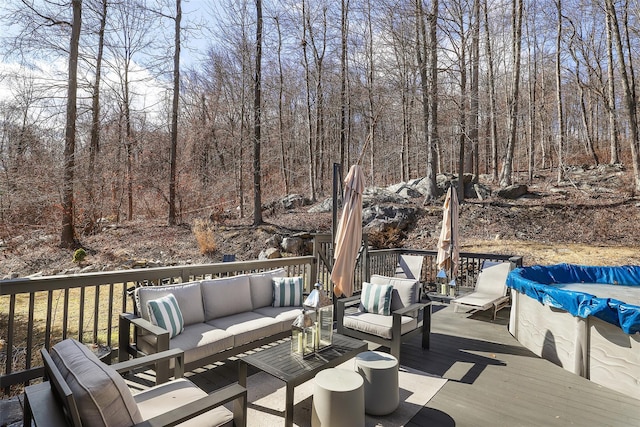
(147, 294, 184, 338)
(360, 282, 393, 315)
(272, 276, 304, 307)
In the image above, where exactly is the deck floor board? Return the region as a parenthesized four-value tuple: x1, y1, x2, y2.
(151, 303, 640, 426)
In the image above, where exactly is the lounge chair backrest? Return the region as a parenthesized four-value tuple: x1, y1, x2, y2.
(475, 262, 512, 296)
(395, 255, 424, 280)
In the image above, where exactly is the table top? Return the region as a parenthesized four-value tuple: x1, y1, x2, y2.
(240, 333, 368, 388)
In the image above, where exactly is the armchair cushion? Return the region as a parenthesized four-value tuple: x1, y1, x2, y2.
(343, 312, 418, 340)
(50, 339, 143, 427)
(370, 275, 420, 311)
(134, 378, 233, 427)
(360, 282, 393, 315)
(272, 276, 304, 307)
(147, 293, 184, 338)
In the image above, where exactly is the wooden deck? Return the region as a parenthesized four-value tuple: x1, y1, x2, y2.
(131, 303, 640, 427)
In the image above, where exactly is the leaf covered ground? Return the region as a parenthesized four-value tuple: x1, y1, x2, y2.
(1, 165, 639, 278)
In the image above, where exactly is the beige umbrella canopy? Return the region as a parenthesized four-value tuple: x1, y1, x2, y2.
(436, 185, 460, 280)
(331, 164, 365, 298)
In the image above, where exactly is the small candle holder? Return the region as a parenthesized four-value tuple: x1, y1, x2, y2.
(291, 310, 315, 358)
(303, 282, 334, 353)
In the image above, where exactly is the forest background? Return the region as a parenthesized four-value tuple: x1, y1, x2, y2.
(1, 0, 640, 274)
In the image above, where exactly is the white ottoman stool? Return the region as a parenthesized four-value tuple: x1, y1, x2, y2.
(355, 351, 399, 415)
(312, 368, 364, 427)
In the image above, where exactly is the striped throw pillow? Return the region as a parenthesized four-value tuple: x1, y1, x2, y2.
(147, 294, 184, 338)
(360, 282, 393, 315)
(272, 277, 304, 307)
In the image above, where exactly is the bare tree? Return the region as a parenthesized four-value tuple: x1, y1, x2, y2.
(416, 0, 438, 202)
(499, 0, 523, 187)
(253, 0, 264, 225)
(605, 0, 640, 191)
(554, 0, 566, 184)
(483, 0, 499, 182)
(168, 0, 181, 226)
(61, 0, 82, 248)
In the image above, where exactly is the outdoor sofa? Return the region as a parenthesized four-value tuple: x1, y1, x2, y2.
(119, 268, 305, 381)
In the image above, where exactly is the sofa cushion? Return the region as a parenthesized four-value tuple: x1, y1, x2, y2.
(360, 282, 393, 315)
(137, 323, 234, 368)
(272, 276, 304, 307)
(202, 275, 253, 321)
(253, 306, 304, 332)
(136, 281, 204, 326)
(50, 338, 143, 427)
(147, 294, 184, 338)
(207, 312, 282, 347)
(370, 274, 420, 311)
(343, 312, 418, 340)
(249, 268, 287, 309)
(134, 378, 233, 427)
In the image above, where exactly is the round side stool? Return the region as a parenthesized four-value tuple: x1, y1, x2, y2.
(355, 350, 399, 415)
(311, 368, 364, 427)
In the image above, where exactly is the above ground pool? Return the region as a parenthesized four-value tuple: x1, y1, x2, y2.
(507, 264, 640, 400)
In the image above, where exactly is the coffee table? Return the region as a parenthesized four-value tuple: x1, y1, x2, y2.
(238, 333, 368, 427)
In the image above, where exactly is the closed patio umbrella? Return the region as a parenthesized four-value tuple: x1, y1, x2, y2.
(436, 185, 460, 283)
(331, 164, 364, 298)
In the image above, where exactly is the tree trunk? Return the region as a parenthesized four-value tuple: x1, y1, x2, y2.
(605, 9, 620, 164)
(168, 0, 181, 226)
(61, 0, 82, 249)
(555, 0, 566, 184)
(253, 0, 263, 225)
(87, 0, 107, 222)
(499, 0, 523, 187)
(483, 0, 499, 182)
(605, 0, 640, 192)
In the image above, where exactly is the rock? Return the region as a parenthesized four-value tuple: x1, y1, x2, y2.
(363, 187, 409, 206)
(497, 184, 528, 199)
(266, 234, 282, 249)
(281, 237, 303, 254)
(259, 248, 281, 259)
(308, 198, 333, 213)
(362, 205, 419, 232)
(281, 194, 308, 210)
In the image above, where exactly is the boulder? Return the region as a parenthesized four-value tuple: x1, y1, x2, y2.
(265, 234, 282, 249)
(281, 236, 304, 254)
(497, 184, 528, 199)
(259, 247, 281, 260)
(362, 205, 419, 232)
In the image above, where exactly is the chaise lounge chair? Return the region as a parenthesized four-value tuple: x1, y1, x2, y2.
(452, 261, 513, 320)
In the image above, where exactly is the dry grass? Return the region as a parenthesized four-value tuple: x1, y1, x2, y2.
(192, 219, 217, 255)
(462, 239, 639, 267)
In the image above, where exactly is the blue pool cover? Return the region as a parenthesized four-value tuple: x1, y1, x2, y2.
(507, 264, 640, 334)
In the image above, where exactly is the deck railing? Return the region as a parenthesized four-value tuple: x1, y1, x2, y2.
(0, 257, 315, 394)
(1, 234, 522, 395)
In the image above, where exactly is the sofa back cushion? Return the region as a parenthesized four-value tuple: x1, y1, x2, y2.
(50, 338, 143, 427)
(136, 281, 204, 326)
(249, 268, 287, 309)
(202, 274, 252, 321)
(370, 274, 419, 311)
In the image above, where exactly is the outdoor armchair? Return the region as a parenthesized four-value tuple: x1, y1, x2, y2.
(336, 274, 431, 361)
(24, 338, 246, 427)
